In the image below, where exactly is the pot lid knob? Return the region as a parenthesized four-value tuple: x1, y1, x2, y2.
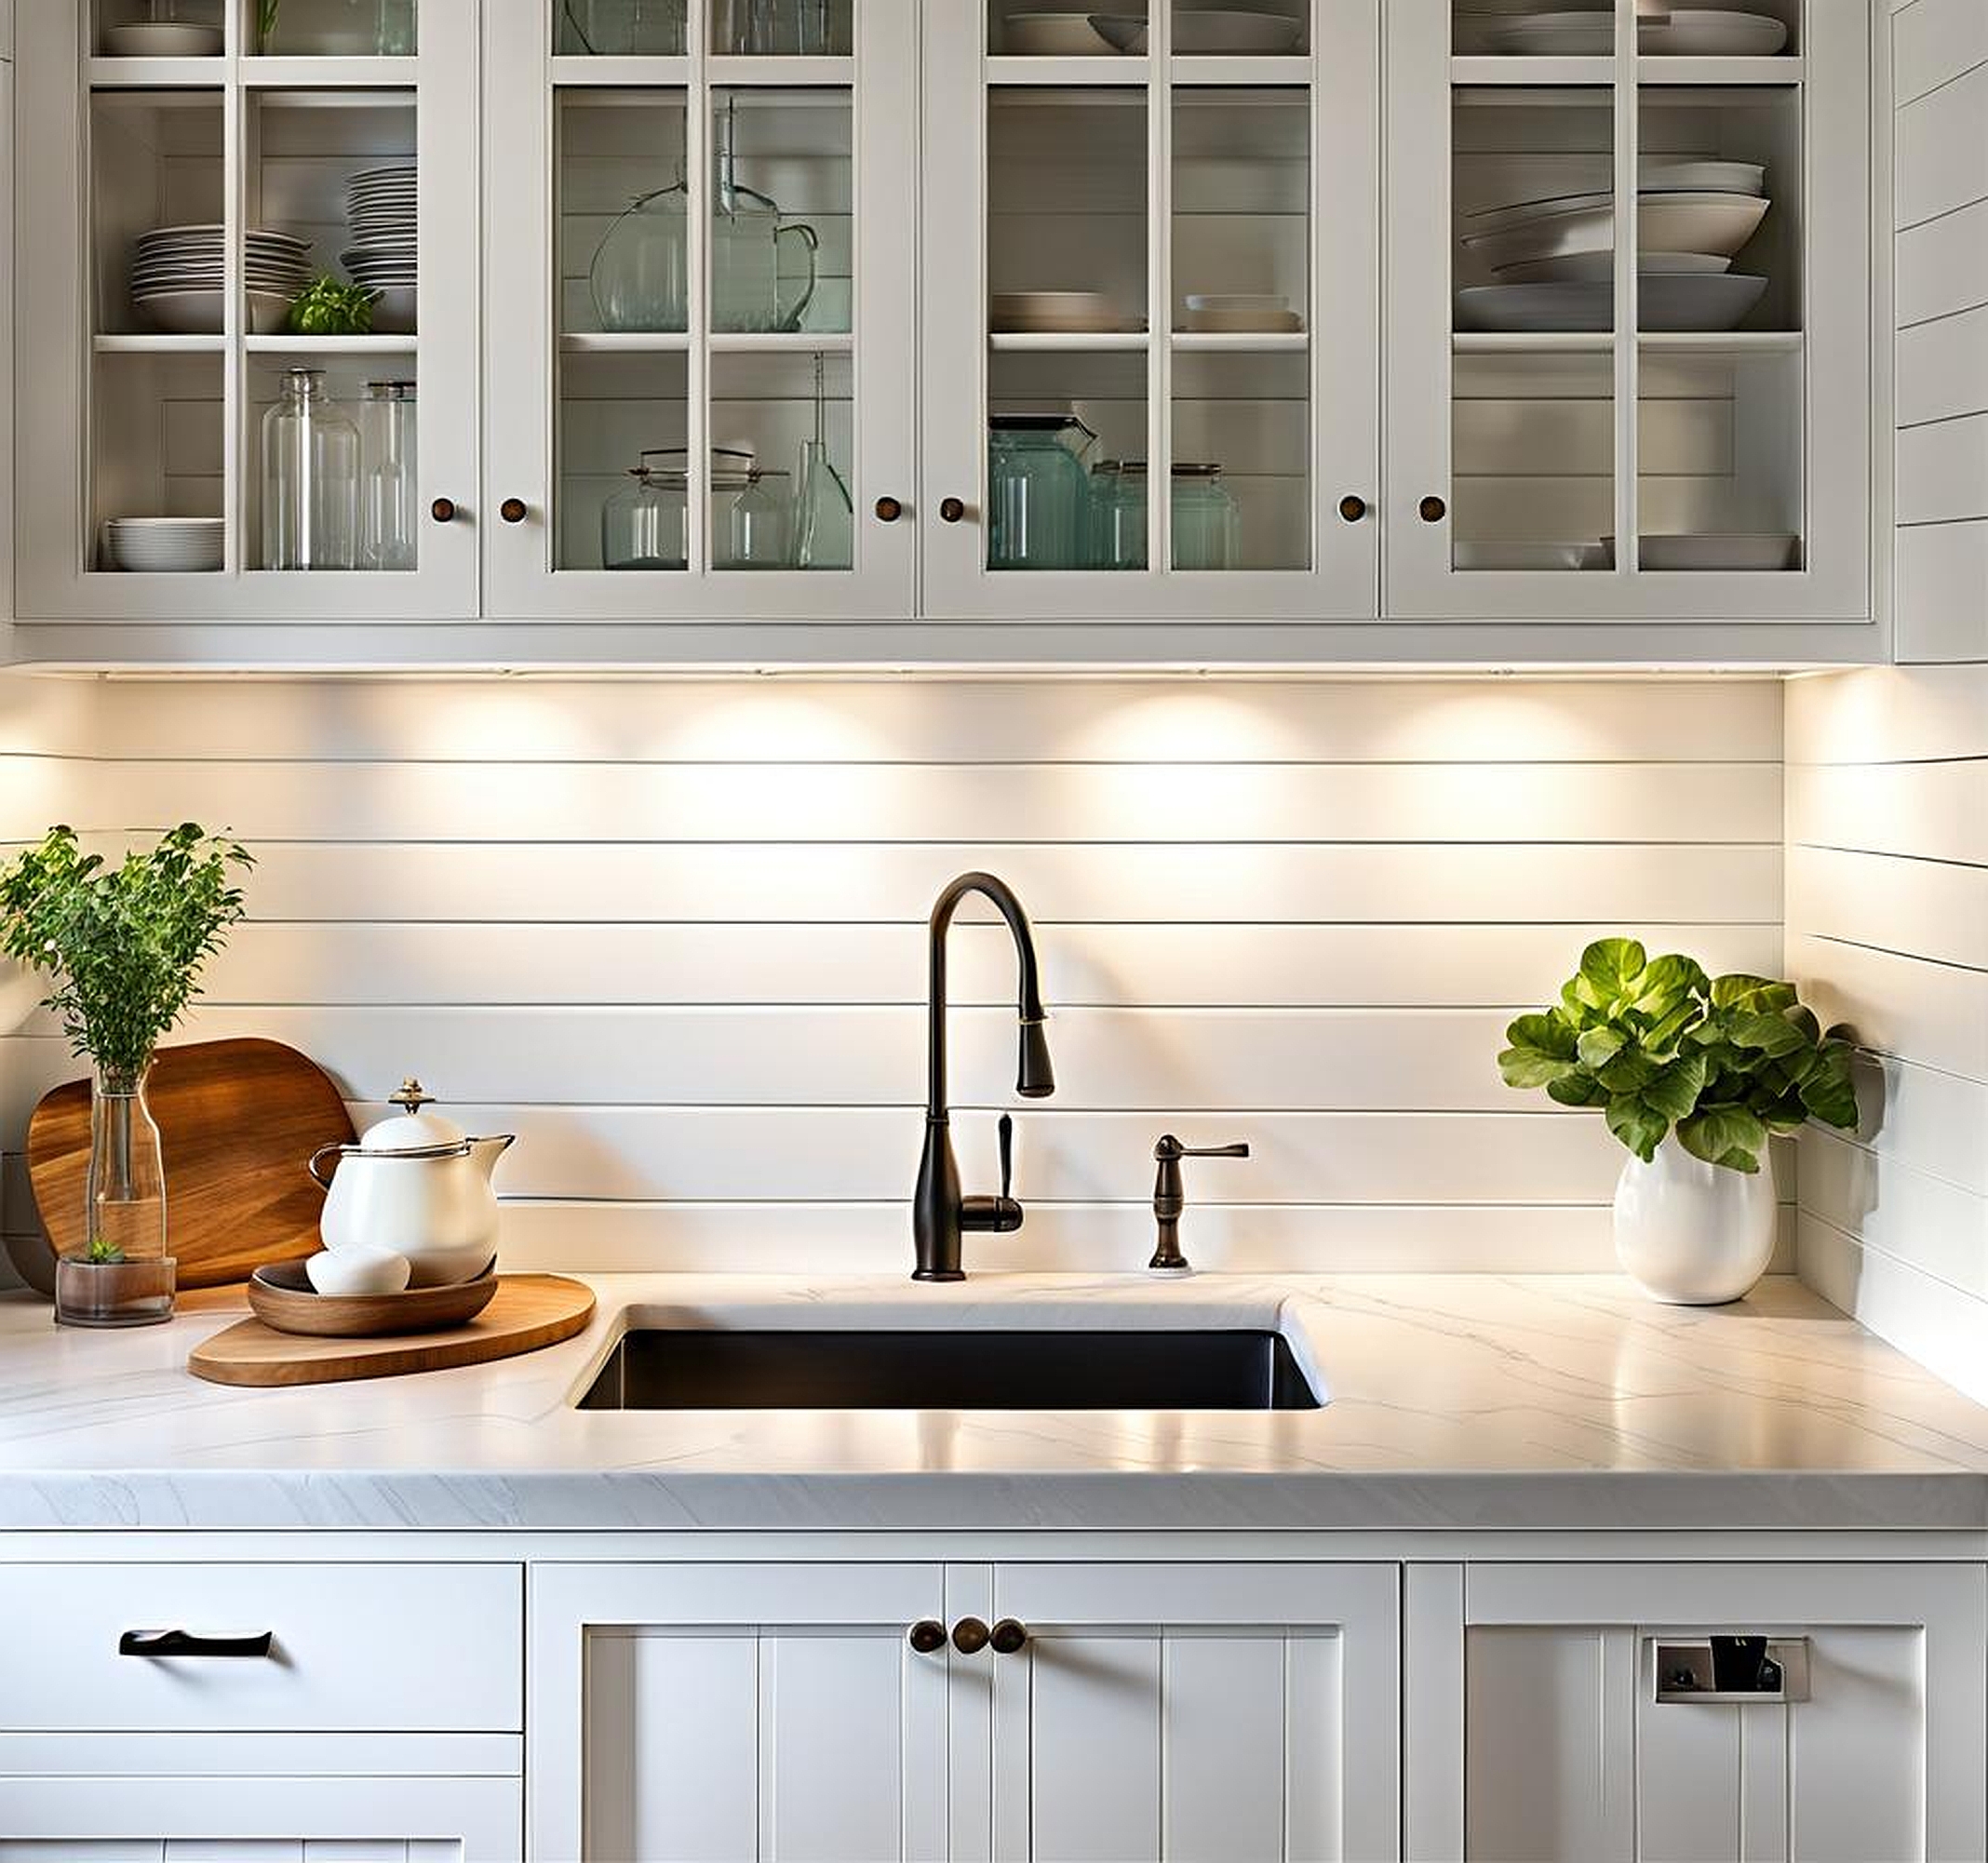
(389, 1078, 437, 1114)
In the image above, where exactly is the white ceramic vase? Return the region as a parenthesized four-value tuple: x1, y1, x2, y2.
(1612, 1135, 1776, 1305)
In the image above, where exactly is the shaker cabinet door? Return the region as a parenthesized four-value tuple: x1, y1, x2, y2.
(1455, 1562, 1988, 1863)
(481, 0, 919, 624)
(13, 0, 482, 625)
(958, 1562, 1399, 1863)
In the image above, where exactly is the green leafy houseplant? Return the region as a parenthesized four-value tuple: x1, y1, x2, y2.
(1498, 938, 1860, 1173)
(0, 824, 254, 1090)
(288, 275, 379, 338)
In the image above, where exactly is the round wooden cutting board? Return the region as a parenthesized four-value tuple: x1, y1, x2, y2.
(25, 1037, 357, 1290)
(187, 1274, 598, 1387)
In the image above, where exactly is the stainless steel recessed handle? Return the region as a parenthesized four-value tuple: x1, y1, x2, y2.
(1652, 1636, 1809, 1702)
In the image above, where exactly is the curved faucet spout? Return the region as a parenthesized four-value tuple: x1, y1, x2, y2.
(915, 871, 1055, 1281)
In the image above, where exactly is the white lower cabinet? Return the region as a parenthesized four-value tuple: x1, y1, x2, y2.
(530, 1561, 1401, 1863)
(1442, 1562, 1988, 1863)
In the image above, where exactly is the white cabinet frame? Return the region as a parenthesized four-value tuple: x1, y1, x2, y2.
(919, 0, 1381, 623)
(481, 0, 920, 623)
(13, 0, 482, 624)
(1384, 0, 1875, 625)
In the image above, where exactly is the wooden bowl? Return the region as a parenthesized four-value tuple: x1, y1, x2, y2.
(247, 1259, 500, 1338)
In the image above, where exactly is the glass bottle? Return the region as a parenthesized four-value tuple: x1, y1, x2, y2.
(601, 450, 690, 570)
(590, 168, 690, 333)
(56, 1059, 173, 1328)
(262, 368, 359, 571)
(358, 380, 419, 571)
(795, 353, 853, 570)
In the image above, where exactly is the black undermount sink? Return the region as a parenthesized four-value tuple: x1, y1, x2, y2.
(577, 1328, 1323, 1412)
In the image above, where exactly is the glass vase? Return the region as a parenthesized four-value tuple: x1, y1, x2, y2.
(55, 1061, 174, 1329)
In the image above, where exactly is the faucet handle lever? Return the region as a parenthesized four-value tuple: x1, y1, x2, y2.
(998, 1112, 1014, 1201)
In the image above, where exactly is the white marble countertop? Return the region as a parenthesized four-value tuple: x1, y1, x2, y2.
(4, 1271, 1988, 1533)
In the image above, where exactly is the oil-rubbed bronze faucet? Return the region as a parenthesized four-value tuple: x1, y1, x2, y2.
(912, 872, 1054, 1281)
(1149, 1134, 1251, 1275)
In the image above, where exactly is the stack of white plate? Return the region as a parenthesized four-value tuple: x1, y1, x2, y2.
(103, 516, 225, 574)
(1456, 162, 1771, 331)
(1181, 292, 1302, 333)
(343, 165, 417, 333)
(990, 290, 1141, 334)
(130, 224, 311, 333)
(1485, 7, 1789, 56)
(103, 20, 224, 54)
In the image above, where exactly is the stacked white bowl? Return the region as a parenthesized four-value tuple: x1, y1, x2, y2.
(103, 516, 225, 574)
(130, 224, 313, 333)
(343, 166, 418, 333)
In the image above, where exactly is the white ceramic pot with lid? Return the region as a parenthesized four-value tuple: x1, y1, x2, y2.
(308, 1079, 515, 1287)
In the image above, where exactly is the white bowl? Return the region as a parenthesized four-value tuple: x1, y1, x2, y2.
(1003, 11, 1113, 52)
(1181, 305, 1303, 332)
(103, 21, 224, 55)
(134, 288, 294, 334)
(104, 518, 225, 574)
(1463, 194, 1769, 270)
(1493, 249, 1731, 283)
(368, 285, 418, 333)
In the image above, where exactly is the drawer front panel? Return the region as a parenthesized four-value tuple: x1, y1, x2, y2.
(0, 1564, 520, 1733)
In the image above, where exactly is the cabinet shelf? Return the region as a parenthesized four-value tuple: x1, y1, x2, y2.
(1170, 330, 1309, 353)
(1451, 330, 1804, 355)
(92, 333, 226, 353)
(86, 57, 224, 87)
(237, 55, 421, 87)
(548, 54, 692, 87)
(244, 334, 420, 355)
(986, 55, 1148, 86)
(988, 331, 1148, 351)
(1449, 55, 1615, 88)
(706, 55, 854, 87)
(561, 332, 692, 353)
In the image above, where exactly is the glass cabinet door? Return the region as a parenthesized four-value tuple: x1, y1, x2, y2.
(14, 0, 479, 623)
(1386, 0, 1870, 624)
(921, 0, 1378, 623)
(483, 0, 915, 622)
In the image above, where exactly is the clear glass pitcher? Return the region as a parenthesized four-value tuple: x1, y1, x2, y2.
(590, 171, 690, 333)
(262, 367, 359, 570)
(711, 98, 819, 332)
(987, 413, 1096, 570)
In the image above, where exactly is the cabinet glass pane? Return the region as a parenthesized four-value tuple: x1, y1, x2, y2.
(710, 88, 852, 336)
(94, 2, 224, 58)
(1453, 0, 1618, 56)
(92, 353, 226, 572)
(710, 0, 853, 56)
(987, 87, 1147, 571)
(559, 351, 690, 569)
(252, 0, 418, 56)
(563, 90, 689, 338)
(710, 349, 853, 570)
(1166, 0, 1307, 57)
(1173, 87, 1307, 570)
(554, 0, 685, 56)
(1450, 84, 1613, 570)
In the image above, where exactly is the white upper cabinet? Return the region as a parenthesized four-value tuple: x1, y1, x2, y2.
(479, 0, 919, 621)
(1384, 0, 1874, 625)
(920, 0, 1381, 623)
(13, 0, 482, 623)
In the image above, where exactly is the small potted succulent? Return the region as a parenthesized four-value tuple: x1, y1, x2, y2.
(0, 825, 252, 1326)
(1498, 938, 1860, 1304)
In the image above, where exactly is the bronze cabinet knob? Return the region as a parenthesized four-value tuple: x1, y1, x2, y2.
(951, 1617, 991, 1655)
(1417, 494, 1446, 523)
(499, 498, 530, 525)
(938, 497, 967, 524)
(907, 1619, 947, 1654)
(875, 495, 904, 523)
(430, 497, 457, 524)
(1337, 494, 1367, 523)
(989, 1618, 1028, 1655)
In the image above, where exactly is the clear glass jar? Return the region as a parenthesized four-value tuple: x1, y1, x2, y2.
(590, 175, 690, 333)
(56, 1059, 173, 1329)
(987, 413, 1096, 570)
(600, 450, 690, 570)
(1171, 462, 1239, 570)
(1096, 459, 1148, 570)
(719, 466, 793, 569)
(262, 367, 359, 571)
(358, 380, 418, 571)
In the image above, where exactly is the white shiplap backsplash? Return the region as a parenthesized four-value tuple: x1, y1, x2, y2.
(1, 674, 1788, 1282)
(1787, 0, 1988, 1399)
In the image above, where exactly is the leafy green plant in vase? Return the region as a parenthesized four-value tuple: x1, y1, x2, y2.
(1498, 938, 1860, 1305)
(0, 825, 252, 1327)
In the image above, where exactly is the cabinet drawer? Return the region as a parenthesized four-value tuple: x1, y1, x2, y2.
(0, 1564, 520, 1733)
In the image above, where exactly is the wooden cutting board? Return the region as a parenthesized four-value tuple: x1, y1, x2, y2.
(26, 1038, 356, 1289)
(187, 1274, 596, 1387)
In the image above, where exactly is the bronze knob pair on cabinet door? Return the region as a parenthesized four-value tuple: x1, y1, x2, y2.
(908, 1618, 1028, 1655)
(1338, 495, 1446, 523)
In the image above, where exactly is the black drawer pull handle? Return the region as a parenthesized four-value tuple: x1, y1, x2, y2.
(119, 1628, 275, 1659)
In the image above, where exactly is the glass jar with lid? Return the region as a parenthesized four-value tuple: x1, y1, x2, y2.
(987, 413, 1096, 570)
(1171, 462, 1240, 570)
(718, 463, 793, 569)
(600, 449, 690, 570)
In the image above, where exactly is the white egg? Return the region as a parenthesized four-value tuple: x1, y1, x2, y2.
(306, 1247, 411, 1296)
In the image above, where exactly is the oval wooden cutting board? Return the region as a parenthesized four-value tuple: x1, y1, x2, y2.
(188, 1274, 597, 1387)
(25, 1038, 356, 1289)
